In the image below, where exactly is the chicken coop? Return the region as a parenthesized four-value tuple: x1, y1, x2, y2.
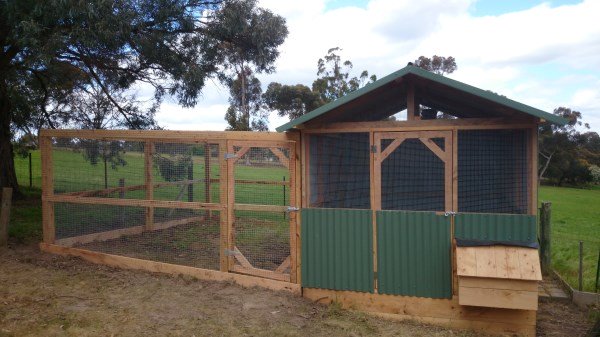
(39, 64, 566, 336)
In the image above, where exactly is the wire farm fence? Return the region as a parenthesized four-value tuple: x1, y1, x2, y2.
(41, 131, 298, 283)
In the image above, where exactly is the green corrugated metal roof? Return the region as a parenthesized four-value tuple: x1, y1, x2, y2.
(276, 64, 567, 132)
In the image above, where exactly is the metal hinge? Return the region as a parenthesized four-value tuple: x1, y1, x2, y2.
(371, 145, 377, 153)
(444, 211, 457, 217)
(224, 249, 239, 256)
(286, 206, 300, 212)
(224, 153, 237, 160)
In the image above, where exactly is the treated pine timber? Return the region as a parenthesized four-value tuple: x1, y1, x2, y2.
(231, 264, 291, 282)
(145, 141, 154, 231)
(406, 83, 420, 121)
(55, 216, 205, 247)
(456, 246, 542, 281)
(233, 203, 288, 212)
(40, 136, 55, 244)
(275, 256, 291, 273)
(529, 127, 538, 215)
(45, 195, 223, 210)
(286, 141, 298, 283)
(218, 140, 229, 273)
(303, 288, 536, 337)
(458, 279, 538, 310)
(233, 246, 253, 269)
(40, 243, 300, 294)
(303, 118, 537, 133)
(269, 147, 289, 168)
(226, 140, 236, 271)
(40, 129, 293, 142)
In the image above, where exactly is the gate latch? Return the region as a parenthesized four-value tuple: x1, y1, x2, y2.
(286, 206, 300, 212)
(224, 153, 237, 160)
(444, 211, 457, 217)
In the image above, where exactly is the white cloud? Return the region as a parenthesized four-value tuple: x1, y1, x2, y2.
(154, 0, 600, 132)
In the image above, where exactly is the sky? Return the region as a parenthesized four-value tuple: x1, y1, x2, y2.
(154, 0, 600, 132)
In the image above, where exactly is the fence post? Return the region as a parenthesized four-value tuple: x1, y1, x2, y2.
(540, 201, 552, 274)
(29, 152, 33, 188)
(283, 176, 286, 219)
(0, 187, 13, 249)
(188, 161, 194, 202)
(579, 241, 584, 291)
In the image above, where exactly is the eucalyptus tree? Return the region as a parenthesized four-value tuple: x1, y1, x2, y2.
(0, 0, 259, 195)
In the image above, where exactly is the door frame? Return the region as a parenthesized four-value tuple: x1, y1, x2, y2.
(372, 131, 453, 212)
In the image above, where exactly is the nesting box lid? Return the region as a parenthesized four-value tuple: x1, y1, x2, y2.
(456, 244, 542, 281)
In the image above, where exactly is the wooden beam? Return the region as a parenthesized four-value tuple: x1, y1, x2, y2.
(145, 141, 154, 231)
(407, 83, 419, 121)
(226, 140, 236, 271)
(303, 288, 536, 337)
(55, 216, 205, 247)
(204, 143, 211, 218)
(269, 147, 289, 169)
(419, 138, 447, 163)
(233, 203, 288, 212)
(40, 243, 300, 294)
(233, 246, 253, 269)
(45, 195, 223, 210)
(275, 256, 291, 273)
(379, 138, 406, 162)
(529, 128, 538, 215)
(40, 136, 55, 244)
(231, 264, 291, 282)
(39, 129, 293, 142)
(219, 140, 229, 273)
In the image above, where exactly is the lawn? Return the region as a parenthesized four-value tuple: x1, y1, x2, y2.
(539, 185, 600, 292)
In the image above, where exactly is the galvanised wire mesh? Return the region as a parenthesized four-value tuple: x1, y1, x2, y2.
(233, 147, 291, 272)
(52, 138, 146, 198)
(308, 133, 371, 209)
(52, 138, 223, 271)
(458, 129, 530, 214)
(380, 138, 446, 211)
(152, 142, 220, 203)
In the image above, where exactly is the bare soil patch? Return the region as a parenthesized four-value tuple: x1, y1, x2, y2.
(0, 244, 595, 337)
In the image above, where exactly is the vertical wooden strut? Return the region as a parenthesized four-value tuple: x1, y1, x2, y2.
(219, 140, 229, 272)
(144, 141, 154, 231)
(406, 83, 420, 121)
(41, 135, 55, 244)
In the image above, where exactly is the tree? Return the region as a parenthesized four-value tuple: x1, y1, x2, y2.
(539, 107, 600, 186)
(264, 47, 376, 120)
(413, 55, 457, 119)
(224, 67, 268, 131)
(1, 0, 262, 195)
(210, 0, 288, 130)
(414, 55, 457, 75)
(312, 47, 377, 104)
(263, 83, 323, 120)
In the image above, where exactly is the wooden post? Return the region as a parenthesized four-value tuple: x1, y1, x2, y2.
(406, 83, 420, 121)
(41, 136, 55, 244)
(0, 188, 13, 248)
(104, 155, 108, 189)
(205, 143, 211, 206)
(29, 152, 33, 188)
(579, 241, 584, 291)
(540, 202, 552, 274)
(144, 141, 154, 231)
(219, 140, 229, 272)
(187, 161, 194, 202)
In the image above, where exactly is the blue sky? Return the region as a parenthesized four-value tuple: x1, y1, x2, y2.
(156, 0, 600, 132)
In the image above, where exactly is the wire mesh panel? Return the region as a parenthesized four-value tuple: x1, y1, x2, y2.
(152, 142, 219, 203)
(458, 129, 530, 214)
(381, 138, 446, 211)
(52, 138, 146, 198)
(231, 145, 293, 277)
(308, 133, 370, 209)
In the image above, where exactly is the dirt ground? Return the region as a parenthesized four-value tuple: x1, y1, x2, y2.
(0, 244, 595, 337)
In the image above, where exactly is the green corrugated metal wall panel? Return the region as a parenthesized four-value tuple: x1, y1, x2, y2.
(454, 213, 537, 243)
(301, 208, 373, 292)
(376, 211, 452, 299)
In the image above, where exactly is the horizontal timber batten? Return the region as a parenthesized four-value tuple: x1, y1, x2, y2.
(303, 288, 536, 337)
(234, 203, 288, 212)
(301, 118, 537, 133)
(46, 195, 223, 210)
(40, 243, 301, 294)
(40, 129, 294, 142)
(55, 216, 204, 247)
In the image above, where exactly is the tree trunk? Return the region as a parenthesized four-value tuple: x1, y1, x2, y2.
(0, 79, 21, 197)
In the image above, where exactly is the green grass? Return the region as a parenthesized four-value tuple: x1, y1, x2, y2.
(539, 185, 600, 292)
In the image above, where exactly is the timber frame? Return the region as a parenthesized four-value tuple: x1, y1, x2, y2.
(39, 129, 302, 294)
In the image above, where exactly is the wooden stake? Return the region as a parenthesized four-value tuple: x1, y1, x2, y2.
(540, 202, 551, 274)
(0, 188, 13, 248)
